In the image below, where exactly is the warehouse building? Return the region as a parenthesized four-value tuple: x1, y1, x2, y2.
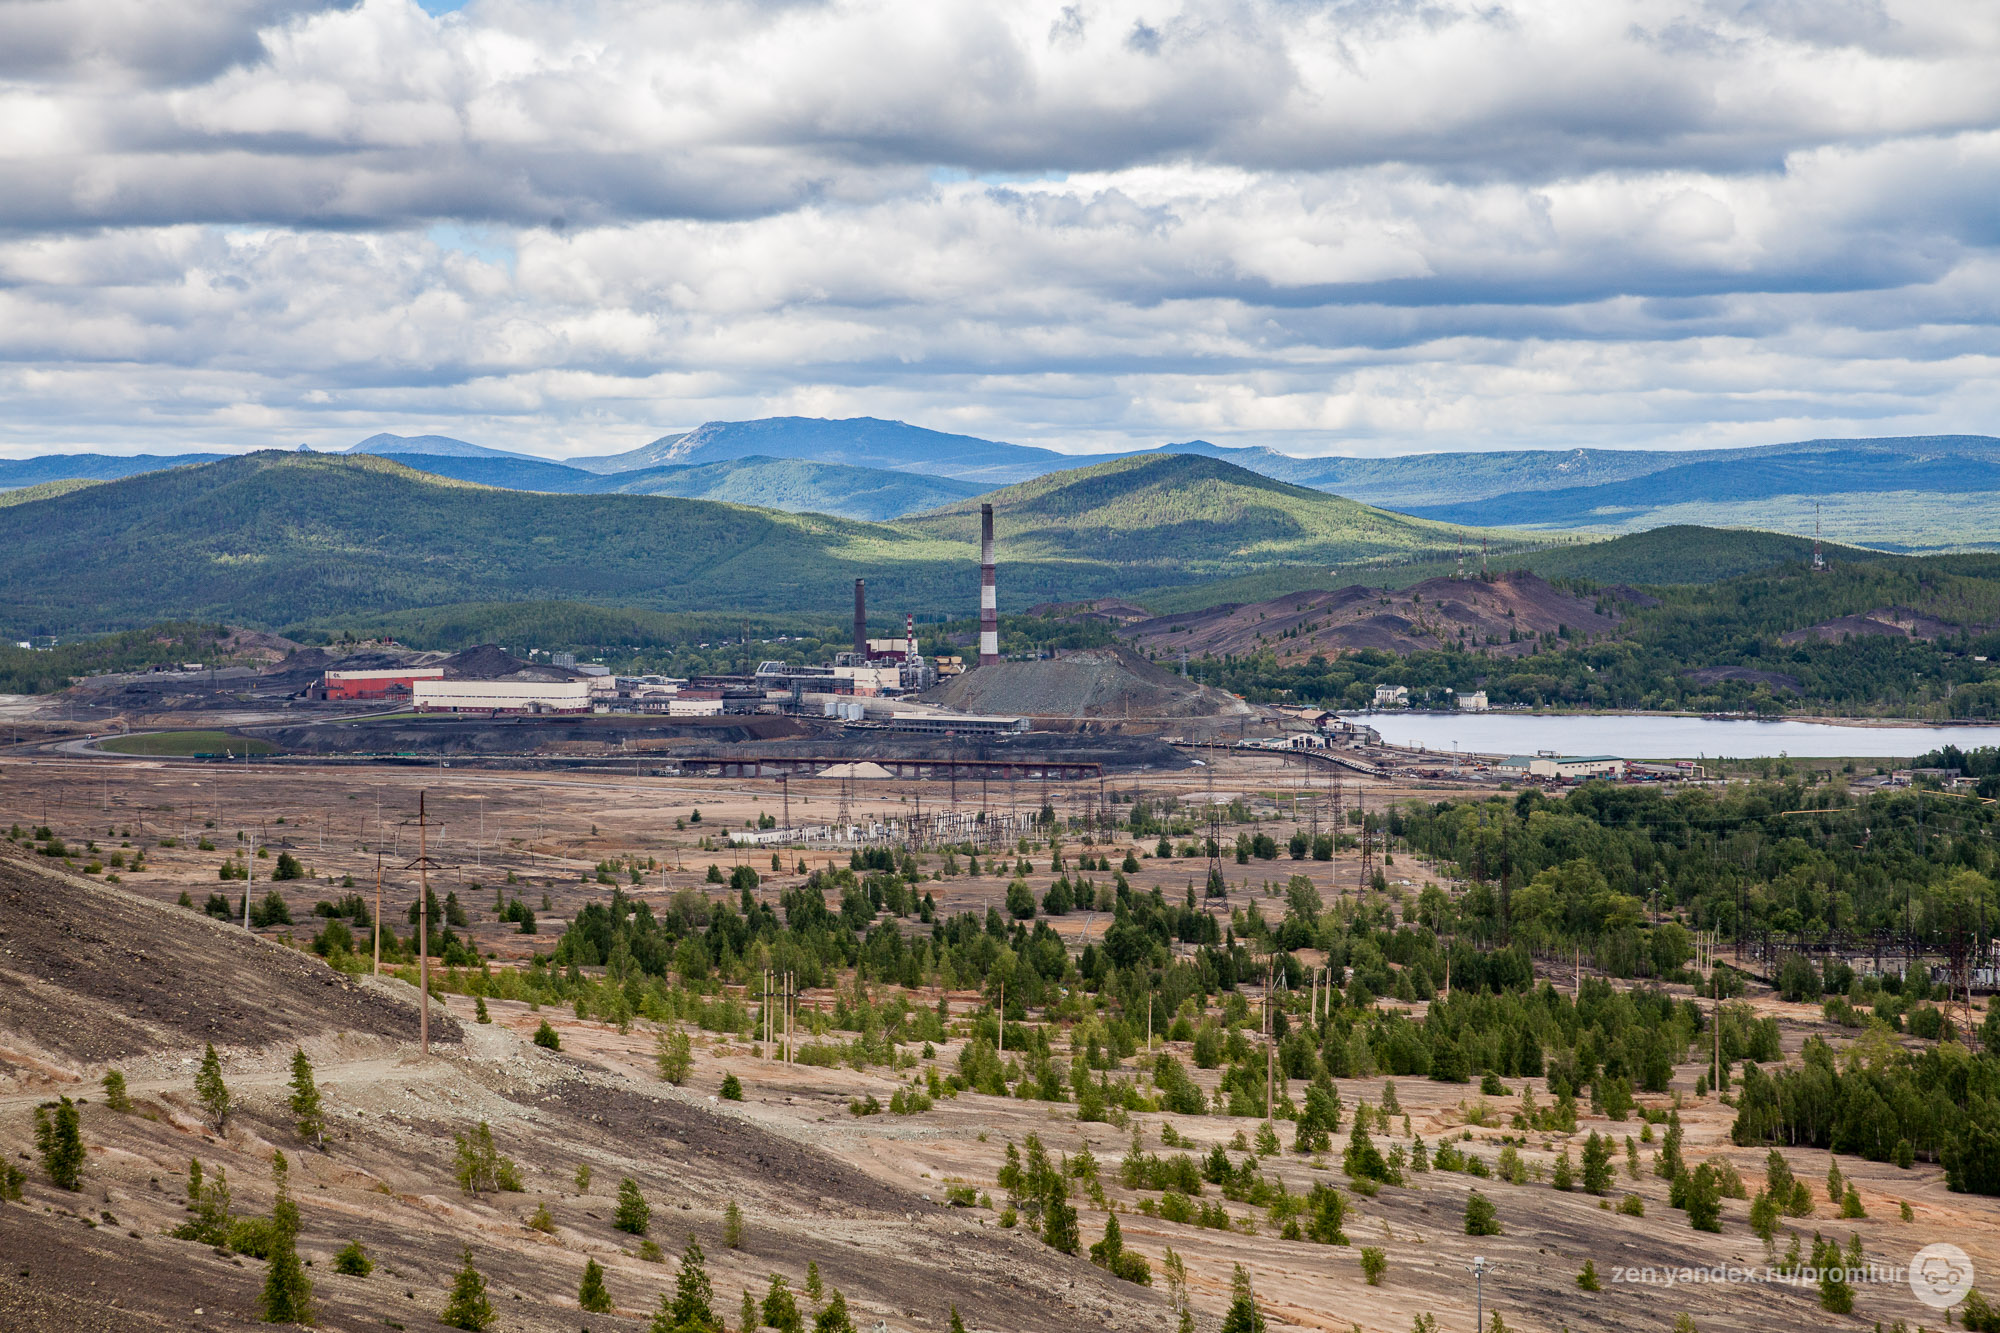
(412, 679, 594, 714)
(1496, 754, 1627, 782)
(317, 667, 445, 701)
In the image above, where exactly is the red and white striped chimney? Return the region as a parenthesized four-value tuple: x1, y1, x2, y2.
(979, 503, 999, 665)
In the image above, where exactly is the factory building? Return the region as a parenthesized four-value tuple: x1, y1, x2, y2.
(1496, 754, 1627, 782)
(412, 679, 595, 714)
(880, 713, 1028, 736)
(317, 667, 445, 701)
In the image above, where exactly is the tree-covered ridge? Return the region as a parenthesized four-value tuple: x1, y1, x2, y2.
(0, 451, 968, 632)
(900, 454, 1509, 574)
(1174, 555, 2000, 715)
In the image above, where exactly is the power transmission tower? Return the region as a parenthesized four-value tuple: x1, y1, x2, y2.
(1357, 786, 1376, 889)
(1330, 777, 1345, 894)
(1203, 760, 1226, 899)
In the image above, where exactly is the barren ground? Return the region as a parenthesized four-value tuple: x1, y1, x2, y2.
(0, 753, 1991, 1332)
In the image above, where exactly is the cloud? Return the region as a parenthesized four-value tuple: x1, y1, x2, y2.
(0, 0, 1996, 457)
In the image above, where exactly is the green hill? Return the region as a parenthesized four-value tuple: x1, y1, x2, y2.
(900, 454, 1515, 575)
(0, 452, 971, 632)
(0, 450, 1892, 638)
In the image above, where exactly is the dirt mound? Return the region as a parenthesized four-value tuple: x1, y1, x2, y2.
(1780, 606, 1984, 645)
(217, 628, 303, 663)
(0, 854, 450, 1064)
(1024, 597, 1155, 625)
(925, 645, 1251, 719)
(1126, 571, 1620, 662)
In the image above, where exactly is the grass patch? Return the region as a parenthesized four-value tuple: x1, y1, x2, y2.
(99, 731, 276, 757)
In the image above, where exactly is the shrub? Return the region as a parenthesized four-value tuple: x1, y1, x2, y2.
(102, 1070, 131, 1113)
(333, 1240, 372, 1276)
(533, 1020, 561, 1050)
(721, 1073, 744, 1101)
(453, 1122, 523, 1194)
(1360, 1247, 1387, 1285)
(1577, 1260, 1601, 1291)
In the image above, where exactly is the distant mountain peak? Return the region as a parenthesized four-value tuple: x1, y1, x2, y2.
(345, 433, 544, 463)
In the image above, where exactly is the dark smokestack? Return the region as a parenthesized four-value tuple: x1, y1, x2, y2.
(979, 503, 999, 666)
(853, 579, 867, 659)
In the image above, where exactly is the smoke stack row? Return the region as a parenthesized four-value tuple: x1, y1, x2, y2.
(979, 503, 999, 665)
(853, 579, 867, 659)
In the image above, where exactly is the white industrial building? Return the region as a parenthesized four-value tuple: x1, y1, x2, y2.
(1496, 754, 1627, 781)
(413, 679, 594, 714)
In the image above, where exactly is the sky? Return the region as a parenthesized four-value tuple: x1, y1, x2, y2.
(2, 0, 1999, 461)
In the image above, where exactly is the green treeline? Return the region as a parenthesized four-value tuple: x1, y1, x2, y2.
(1394, 782, 1998, 960)
(1177, 559, 2000, 716)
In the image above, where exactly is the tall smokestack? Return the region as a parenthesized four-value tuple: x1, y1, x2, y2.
(853, 579, 867, 659)
(979, 503, 999, 666)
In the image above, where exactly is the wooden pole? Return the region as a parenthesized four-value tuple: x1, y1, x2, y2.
(371, 844, 384, 976)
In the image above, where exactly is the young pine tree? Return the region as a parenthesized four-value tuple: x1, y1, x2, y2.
(578, 1257, 613, 1314)
(615, 1178, 651, 1235)
(288, 1048, 324, 1150)
(657, 1029, 694, 1085)
(724, 1199, 745, 1249)
(658, 1234, 717, 1331)
(259, 1151, 314, 1325)
(1581, 1132, 1614, 1195)
(741, 1287, 760, 1333)
(815, 1290, 856, 1333)
(762, 1274, 803, 1333)
(101, 1069, 132, 1113)
(1219, 1263, 1266, 1333)
(196, 1043, 232, 1133)
(440, 1247, 495, 1331)
(33, 1096, 83, 1191)
(1464, 1190, 1502, 1236)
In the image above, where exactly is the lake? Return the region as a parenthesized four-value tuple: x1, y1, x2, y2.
(1348, 711, 2000, 760)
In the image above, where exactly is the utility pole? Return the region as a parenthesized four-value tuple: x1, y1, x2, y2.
(1468, 1257, 1493, 1332)
(371, 843, 385, 976)
(240, 825, 259, 929)
(403, 791, 443, 1057)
